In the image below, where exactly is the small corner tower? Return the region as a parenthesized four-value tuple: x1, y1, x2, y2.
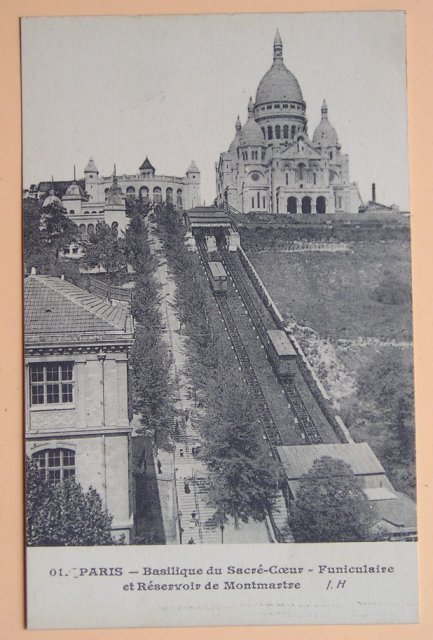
(186, 160, 201, 209)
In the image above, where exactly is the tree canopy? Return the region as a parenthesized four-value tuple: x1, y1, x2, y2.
(26, 458, 114, 546)
(24, 198, 78, 273)
(289, 456, 375, 542)
(83, 222, 126, 276)
(201, 370, 279, 527)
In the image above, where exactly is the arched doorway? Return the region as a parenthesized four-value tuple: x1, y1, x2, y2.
(316, 196, 326, 213)
(287, 196, 297, 214)
(139, 186, 149, 203)
(302, 196, 312, 214)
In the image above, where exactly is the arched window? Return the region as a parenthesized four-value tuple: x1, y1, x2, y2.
(285, 173, 289, 186)
(291, 125, 296, 139)
(261, 150, 266, 161)
(297, 163, 306, 181)
(330, 151, 333, 160)
(267, 126, 273, 140)
(87, 223, 95, 235)
(111, 221, 119, 233)
(263, 197, 266, 209)
(261, 127, 266, 139)
(283, 125, 289, 139)
(139, 186, 149, 203)
(91, 211, 97, 215)
(316, 196, 326, 214)
(69, 209, 75, 215)
(166, 187, 173, 205)
(257, 193, 261, 208)
(302, 196, 312, 214)
(287, 196, 297, 214)
(275, 125, 281, 139)
(251, 196, 255, 209)
(313, 173, 317, 185)
(176, 188, 183, 208)
(126, 186, 136, 199)
(33, 448, 75, 482)
(79, 223, 86, 236)
(83, 211, 90, 215)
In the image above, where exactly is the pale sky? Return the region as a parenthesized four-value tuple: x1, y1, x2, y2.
(21, 12, 409, 209)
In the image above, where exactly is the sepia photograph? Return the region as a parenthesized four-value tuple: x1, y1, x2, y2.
(21, 10, 419, 628)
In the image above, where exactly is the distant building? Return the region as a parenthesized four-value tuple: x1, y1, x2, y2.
(277, 443, 417, 541)
(25, 274, 135, 541)
(216, 31, 362, 214)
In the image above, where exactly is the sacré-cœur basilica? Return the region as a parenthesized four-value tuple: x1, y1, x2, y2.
(216, 30, 362, 215)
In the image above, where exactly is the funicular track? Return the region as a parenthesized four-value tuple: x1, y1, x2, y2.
(196, 239, 284, 453)
(217, 243, 323, 445)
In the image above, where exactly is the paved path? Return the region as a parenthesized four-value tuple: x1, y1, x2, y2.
(147, 221, 271, 544)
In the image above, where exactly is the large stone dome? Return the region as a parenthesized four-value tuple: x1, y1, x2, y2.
(256, 62, 303, 105)
(255, 30, 303, 105)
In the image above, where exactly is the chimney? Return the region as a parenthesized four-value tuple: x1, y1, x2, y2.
(61, 274, 65, 280)
(31, 267, 37, 275)
(372, 183, 376, 203)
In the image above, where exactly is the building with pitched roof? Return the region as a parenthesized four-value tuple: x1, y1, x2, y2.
(25, 274, 135, 541)
(216, 31, 363, 214)
(277, 443, 417, 540)
(35, 156, 201, 242)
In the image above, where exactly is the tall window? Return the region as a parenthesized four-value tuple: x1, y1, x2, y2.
(33, 448, 75, 482)
(267, 126, 273, 140)
(251, 196, 255, 209)
(261, 127, 266, 139)
(30, 362, 74, 406)
(275, 125, 281, 139)
(283, 125, 289, 139)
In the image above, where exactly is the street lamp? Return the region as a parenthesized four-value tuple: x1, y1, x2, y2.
(220, 523, 225, 545)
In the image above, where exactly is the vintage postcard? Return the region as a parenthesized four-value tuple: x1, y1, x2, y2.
(22, 12, 418, 628)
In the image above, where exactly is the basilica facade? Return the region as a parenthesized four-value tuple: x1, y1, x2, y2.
(216, 31, 362, 215)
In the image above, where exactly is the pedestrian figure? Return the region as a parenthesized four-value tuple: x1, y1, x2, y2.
(157, 458, 162, 474)
(184, 480, 190, 494)
(188, 537, 195, 544)
(179, 448, 184, 458)
(184, 408, 189, 423)
(191, 445, 196, 457)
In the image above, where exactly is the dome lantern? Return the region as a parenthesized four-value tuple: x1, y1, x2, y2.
(273, 28, 283, 61)
(255, 32, 304, 106)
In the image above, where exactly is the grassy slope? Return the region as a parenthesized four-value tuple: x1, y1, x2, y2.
(248, 239, 416, 499)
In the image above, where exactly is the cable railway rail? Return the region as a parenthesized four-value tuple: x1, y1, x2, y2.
(217, 242, 324, 445)
(196, 239, 284, 452)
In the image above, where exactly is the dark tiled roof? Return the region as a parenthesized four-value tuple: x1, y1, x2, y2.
(186, 206, 231, 227)
(139, 157, 155, 171)
(24, 276, 132, 337)
(37, 179, 86, 197)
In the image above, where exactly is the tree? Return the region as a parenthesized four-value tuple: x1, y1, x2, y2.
(23, 197, 78, 273)
(26, 458, 114, 546)
(130, 323, 173, 450)
(40, 202, 78, 259)
(289, 456, 375, 542)
(201, 370, 279, 528)
(83, 222, 126, 279)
